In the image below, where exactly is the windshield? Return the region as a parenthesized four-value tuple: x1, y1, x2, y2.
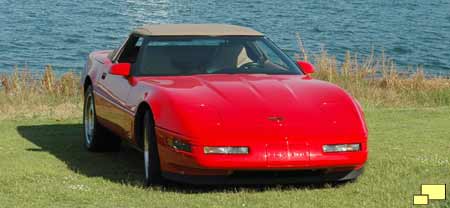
(134, 37, 302, 76)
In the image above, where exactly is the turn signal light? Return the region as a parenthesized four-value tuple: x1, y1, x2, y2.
(167, 138, 192, 152)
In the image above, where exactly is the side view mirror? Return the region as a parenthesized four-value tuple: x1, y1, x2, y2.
(297, 61, 315, 74)
(110, 63, 131, 76)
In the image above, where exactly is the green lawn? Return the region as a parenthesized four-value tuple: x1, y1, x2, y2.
(0, 107, 449, 208)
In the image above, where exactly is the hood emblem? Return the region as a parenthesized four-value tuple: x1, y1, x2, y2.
(267, 116, 284, 122)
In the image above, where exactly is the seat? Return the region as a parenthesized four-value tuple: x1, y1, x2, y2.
(207, 44, 253, 70)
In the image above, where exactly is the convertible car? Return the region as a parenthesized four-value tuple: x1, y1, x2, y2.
(81, 24, 368, 186)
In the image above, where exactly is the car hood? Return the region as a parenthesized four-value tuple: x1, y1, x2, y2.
(139, 74, 367, 144)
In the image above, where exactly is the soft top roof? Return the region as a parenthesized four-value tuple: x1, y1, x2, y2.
(132, 24, 264, 37)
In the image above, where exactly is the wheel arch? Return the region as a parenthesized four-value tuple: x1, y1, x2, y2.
(134, 101, 156, 150)
(83, 76, 92, 94)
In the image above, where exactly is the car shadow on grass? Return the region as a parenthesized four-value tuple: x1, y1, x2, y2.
(17, 124, 347, 194)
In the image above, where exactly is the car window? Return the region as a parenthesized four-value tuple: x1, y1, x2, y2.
(118, 36, 143, 63)
(134, 37, 301, 76)
(148, 39, 226, 46)
(135, 37, 144, 47)
(254, 41, 289, 70)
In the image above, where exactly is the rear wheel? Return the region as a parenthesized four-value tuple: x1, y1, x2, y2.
(83, 86, 121, 151)
(142, 110, 163, 186)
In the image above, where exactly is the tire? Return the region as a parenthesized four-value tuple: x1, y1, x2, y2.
(142, 110, 163, 186)
(83, 85, 121, 152)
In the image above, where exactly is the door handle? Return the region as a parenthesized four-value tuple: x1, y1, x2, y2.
(101, 72, 107, 79)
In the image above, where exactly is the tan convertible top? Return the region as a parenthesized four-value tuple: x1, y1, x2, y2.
(132, 24, 263, 37)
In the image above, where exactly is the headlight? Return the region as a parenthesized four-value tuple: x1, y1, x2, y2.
(323, 144, 360, 153)
(204, 146, 249, 154)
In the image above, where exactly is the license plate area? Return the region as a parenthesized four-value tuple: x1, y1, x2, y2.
(266, 143, 309, 167)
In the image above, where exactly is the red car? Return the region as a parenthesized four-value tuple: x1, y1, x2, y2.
(81, 24, 368, 186)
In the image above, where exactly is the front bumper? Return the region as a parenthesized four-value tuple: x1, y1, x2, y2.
(162, 167, 364, 185)
(156, 128, 368, 178)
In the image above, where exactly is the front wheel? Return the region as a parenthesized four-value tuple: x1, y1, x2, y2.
(83, 86, 121, 151)
(142, 110, 163, 186)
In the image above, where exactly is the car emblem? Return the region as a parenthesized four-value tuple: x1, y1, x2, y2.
(267, 116, 284, 122)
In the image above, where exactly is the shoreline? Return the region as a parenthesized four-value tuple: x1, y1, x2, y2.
(1, 49, 450, 78)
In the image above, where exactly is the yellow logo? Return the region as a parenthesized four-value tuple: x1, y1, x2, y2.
(413, 184, 446, 205)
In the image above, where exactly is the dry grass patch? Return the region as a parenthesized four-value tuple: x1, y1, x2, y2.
(0, 65, 82, 120)
(293, 33, 450, 107)
(311, 51, 450, 107)
(1, 48, 450, 120)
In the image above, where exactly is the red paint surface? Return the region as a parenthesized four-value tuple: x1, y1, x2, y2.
(82, 48, 368, 176)
(297, 61, 315, 74)
(110, 63, 131, 76)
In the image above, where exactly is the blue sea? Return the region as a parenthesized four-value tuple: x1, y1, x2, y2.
(0, 0, 449, 75)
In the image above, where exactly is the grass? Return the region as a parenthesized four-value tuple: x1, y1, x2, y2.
(0, 108, 449, 207)
(0, 65, 81, 120)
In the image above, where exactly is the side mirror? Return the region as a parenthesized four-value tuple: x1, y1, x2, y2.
(110, 63, 131, 76)
(297, 61, 315, 74)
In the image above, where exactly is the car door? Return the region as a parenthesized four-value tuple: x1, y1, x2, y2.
(95, 35, 143, 139)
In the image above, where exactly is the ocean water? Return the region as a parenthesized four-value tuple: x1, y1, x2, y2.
(0, 0, 449, 75)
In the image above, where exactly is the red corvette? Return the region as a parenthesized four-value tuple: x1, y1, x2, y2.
(81, 24, 368, 186)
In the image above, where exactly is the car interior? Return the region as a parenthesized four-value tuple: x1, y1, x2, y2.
(116, 36, 293, 76)
(136, 44, 256, 75)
